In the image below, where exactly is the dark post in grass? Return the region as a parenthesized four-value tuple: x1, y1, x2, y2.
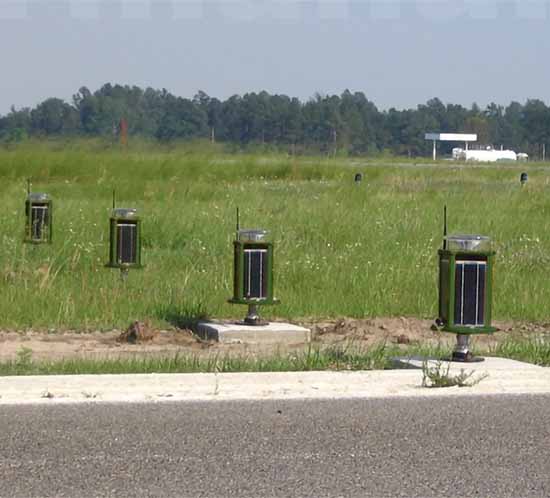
(105, 191, 143, 280)
(25, 179, 52, 245)
(228, 208, 279, 325)
(436, 206, 496, 362)
(520, 172, 528, 187)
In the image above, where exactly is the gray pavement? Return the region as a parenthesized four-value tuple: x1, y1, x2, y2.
(1, 395, 549, 498)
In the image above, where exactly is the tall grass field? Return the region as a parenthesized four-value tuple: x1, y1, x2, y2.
(1, 140, 549, 330)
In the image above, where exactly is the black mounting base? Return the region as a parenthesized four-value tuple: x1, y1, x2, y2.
(446, 351, 485, 363)
(243, 317, 269, 327)
(241, 303, 268, 327)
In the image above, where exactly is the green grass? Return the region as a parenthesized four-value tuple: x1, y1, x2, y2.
(3, 335, 550, 376)
(1, 340, 462, 376)
(0, 343, 404, 376)
(490, 336, 550, 366)
(1, 139, 550, 330)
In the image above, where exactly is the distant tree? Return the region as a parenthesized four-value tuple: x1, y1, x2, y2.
(2, 83, 550, 157)
(465, 103, 490, 145)
(484, 102, 506, 146)
(219, 95, 244, 143)
(73, 87, 100, 134)
(522, 99, 550, 150)
(156, 96, 207, 141)
(31, 98, 78, 135)
(501, 101, 526, 150)
(0, 106, 31, 142)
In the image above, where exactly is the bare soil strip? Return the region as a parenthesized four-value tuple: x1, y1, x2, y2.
(0, 318, 546, 362)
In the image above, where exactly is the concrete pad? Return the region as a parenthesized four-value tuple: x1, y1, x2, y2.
(196, 321, 311, 344)
(393, 356, 543, 373)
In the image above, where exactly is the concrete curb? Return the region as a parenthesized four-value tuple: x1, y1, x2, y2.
(0, 358, 549, 405)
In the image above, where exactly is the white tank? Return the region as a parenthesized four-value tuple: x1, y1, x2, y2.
(452, 147, 463, 160)
(457, 148, 517, 162)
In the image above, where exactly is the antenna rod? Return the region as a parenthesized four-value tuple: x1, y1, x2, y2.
(27, 178, 31, 195)
(443, 205, 448, 250)
(112, 189, 116, 210)
(236, 207, 240, 240)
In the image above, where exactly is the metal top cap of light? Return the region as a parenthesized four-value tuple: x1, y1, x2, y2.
(112, 207, 138, 218)
(27, 192, 49, 202)
(445, 234, 491, 252)
(238, 229, 268, 242)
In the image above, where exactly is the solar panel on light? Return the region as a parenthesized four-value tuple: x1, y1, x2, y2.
(116, 222, 137, 264)
(436, 216, 497, 363)
(25, 191, 52, 244)
(31, 205, 48, 240)
(454, 260, 486, 327)
(106, 206, 143, 273)
(438, 234, 495, 335)
(228, 211, 279, 325)
(244, 248, 268, 299)
(520, 172, 528, 186)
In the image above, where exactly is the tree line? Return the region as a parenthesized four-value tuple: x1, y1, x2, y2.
(1, 83, 549, 158)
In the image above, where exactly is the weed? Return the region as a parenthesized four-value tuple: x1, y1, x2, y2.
(15, 347, 33, 372)
(421, 360, 489, 388)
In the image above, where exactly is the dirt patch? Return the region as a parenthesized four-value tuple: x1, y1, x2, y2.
(310, 317, 550, 346)
(0, 317, 548, 362)
(0, 328, 207, 362)
(117, 321, 159, 344)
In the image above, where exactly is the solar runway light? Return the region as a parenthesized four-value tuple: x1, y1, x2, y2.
(436, 206, 496, 362)
(105, 191, 143, 280)
(228, 208, 279, 326)
(520, 172, 528, 187)
(354, 173, 362, 185)
(24, 179, 52, 245)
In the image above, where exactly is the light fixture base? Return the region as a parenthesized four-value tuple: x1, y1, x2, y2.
(447, 334, 485, 363)
(243, 304, 268, 327)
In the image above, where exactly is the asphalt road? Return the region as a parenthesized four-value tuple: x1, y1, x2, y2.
(1, 395, 549, 498)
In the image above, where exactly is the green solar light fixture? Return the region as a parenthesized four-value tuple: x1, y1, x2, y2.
(436, 206, 496, 362)
(520, 172, 528, 187)
(228, 208, 279, 325)
(105, 191, 143, 279)
(25, 180, 52, 244)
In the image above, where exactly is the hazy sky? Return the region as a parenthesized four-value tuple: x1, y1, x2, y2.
(1, 0, 549, 115)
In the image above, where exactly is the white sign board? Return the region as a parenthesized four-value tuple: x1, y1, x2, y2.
(425, 133, 478, 142)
